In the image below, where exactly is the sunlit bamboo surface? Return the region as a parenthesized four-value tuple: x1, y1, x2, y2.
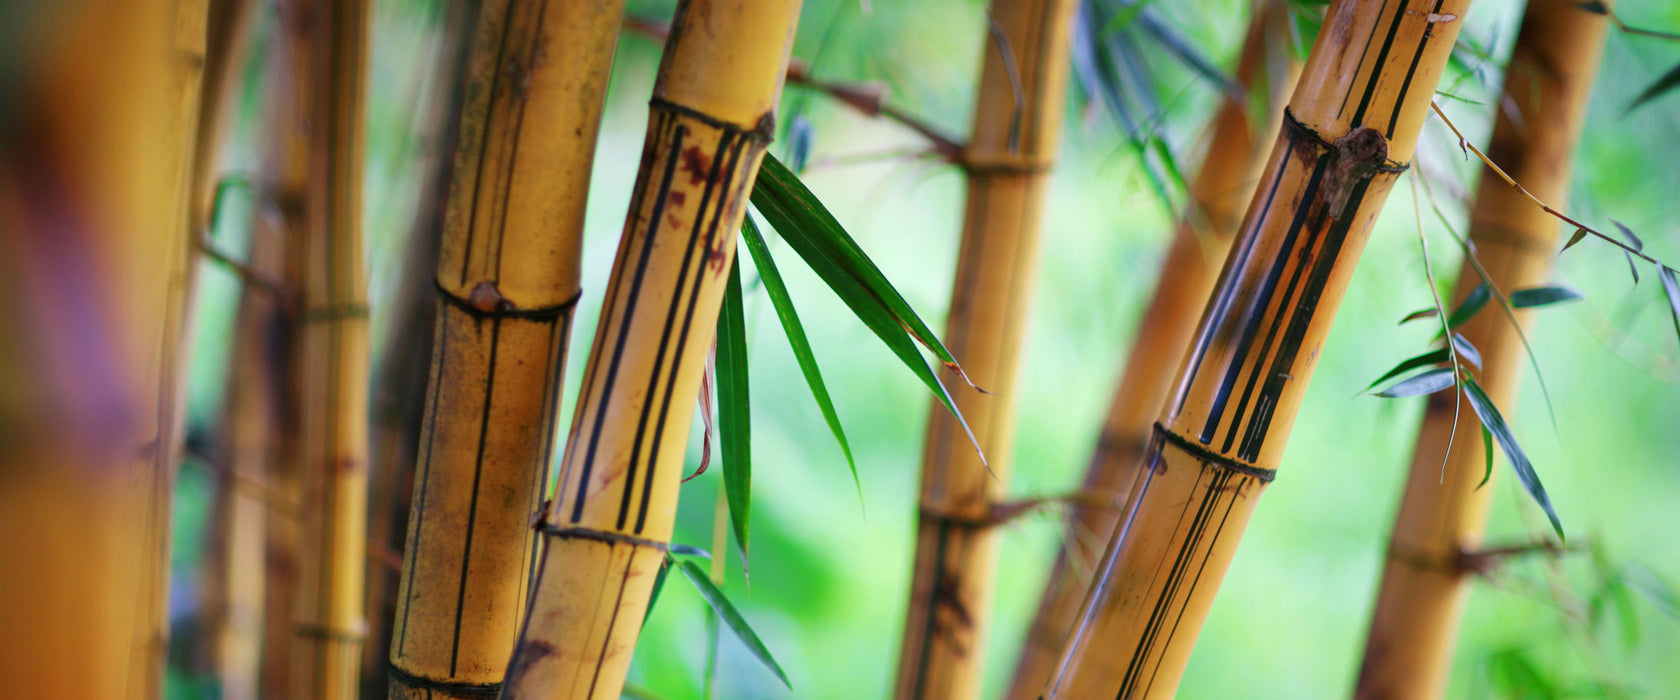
(1355, 1, 1610, 697)
(497, 0, 801, 697)
(386, 0, 626, 696)
(1005, 3, 1297, 697)
(1042, 0, 1470, 696)
(892, 0, 1075, 697)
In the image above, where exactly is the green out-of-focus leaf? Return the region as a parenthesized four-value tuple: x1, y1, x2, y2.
(751, 155, 986, 463)
(1610, 577, 1641, 650)
(717, 260, 752, 555)
(1375, 367, 1457, 398)
(1446, 282, 1491, 329)
(1462, 378, 1563, 539)
(622, 682, 673, 700)
(1658, 266, 1680, 348)
(1100, 0, 1153, 35)
(1450, 332, 1483, 370)
(1363, 348, 1449, 393)
(1509, 285, 1584, 309)
(740, 217, 860, 500)
(1490, 648, 1555, 700)
(1623, 563, 1680, 623)
(676, 559, 791, 689)
(1134, 8, 1243, 101)
(1628, 60, 1680, 112)
(1612, 220, 1644, 284)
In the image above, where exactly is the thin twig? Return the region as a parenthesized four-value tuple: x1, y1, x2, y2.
(1410, 174, 1465, 484)
(195, 235, 299, 313)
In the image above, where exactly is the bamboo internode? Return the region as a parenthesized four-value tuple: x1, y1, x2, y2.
(1356, 2, 1609, 697)
(498, 1, 801, 698)
(1005, 3, 1297, 697)
(1042, 1, 1469, 697)
(288, 0, 372, 697)
(892, 0, 1075, 698)
(386, 0, 625, 696)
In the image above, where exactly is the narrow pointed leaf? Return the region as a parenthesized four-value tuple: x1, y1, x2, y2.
(1561, 226, 1590, 252)
(1399, 306, 1439, 324)
(642, 555, 673, 630)
(1477, 425, 1494, 488)
(1627, 60, 1680, 112)
(676, 560, 791, 689)
(1509, 285, 1584, 309)
(717, 261, 752, 555)
(1135, 9, 1243, 101)
(740, 217, 860, 498)
(1375, 367, 1457, 398)
(1447, 282, 1491, 329)
(1612, 220, 1643, 284)
(670, 543, 711, 559)
(1658, 266, 1680, 348)
(1462, 378, 1563, 538)
(1364, 348, 1450, 393)
(1450, 332, 1483, 370)
(1623, 563, 1680, 622)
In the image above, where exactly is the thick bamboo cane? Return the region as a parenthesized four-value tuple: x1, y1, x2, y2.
(288, 0, 372, 697)
(1041, 1, 1470, 696)
(0, 1, 198, 697)
(1355, 2, 1609, 697)
(891, 0, 1075, 698)
(385, 0, 625, 697)
(1004, 4, 1298, 697)
(497, 1, 801, 697)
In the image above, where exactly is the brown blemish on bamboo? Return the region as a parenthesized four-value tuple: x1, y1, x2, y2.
(1041, 0, 1469, 697)
(1355, 1, 1609, 697)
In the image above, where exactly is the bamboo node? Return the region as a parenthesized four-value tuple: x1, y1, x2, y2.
(538, 524, 670, 551)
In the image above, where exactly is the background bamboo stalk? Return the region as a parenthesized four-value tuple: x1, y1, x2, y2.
(891, 0, 1075, 697)
(361, 2, 475, 695)
(1355, 2, 1610, 696)
(1042, 1, 1470, 696)
(288, 0, 372, 696)
(385, 0, 624, 696)
(498, 0, 801, 697)
(0, 0, 196, 696)
(1004, 4, 1297, 697)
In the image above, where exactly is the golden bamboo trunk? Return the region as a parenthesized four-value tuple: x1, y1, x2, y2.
(1042, 1, 1469, 697)
(499, 1, 800, 697)
(1355, 2, 1609, 697)
(1005, 4, 1297, 697)
(893, 0, 1075, 698)
(386, 0, 625, 696)
(288, 0, 372, 697)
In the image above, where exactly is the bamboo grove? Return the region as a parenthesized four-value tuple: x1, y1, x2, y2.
(2, 0, 1676, 698)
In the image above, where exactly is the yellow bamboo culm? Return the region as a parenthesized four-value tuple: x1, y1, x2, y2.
(891, 0, 1075, 698)
(288, 0, 372, 697)
(385, 0, 627, 697)
(1042, 1, 1470, 697)
(0, 0, 199, 697)
(1004, 3, 1297, 697)
(498, 1, 801, 697)
(1355, 2, 1610, 697)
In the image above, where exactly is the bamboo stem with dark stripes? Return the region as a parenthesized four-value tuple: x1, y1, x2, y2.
(385, 0, 625, 696)
(1041, 1, 1469, 696)
(891, 0, 1076, 698)
(287, 0, 372, 696)
(0, 1, 198, 696)
(1004, 3, 1298, 697)
(497, 1, 801, 697)
(1355, 2, 1609, 697)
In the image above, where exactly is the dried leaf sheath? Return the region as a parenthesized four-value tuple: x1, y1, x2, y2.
(500, 1, 801, 697)
(1043, 1, 1469, 697)
(1005, 3, 1297, 697)
(892, 0, 1076, 698)
(289, 0, 372, 697)
(386, 0, 624, 696)
(1356, 2, 1609, 697)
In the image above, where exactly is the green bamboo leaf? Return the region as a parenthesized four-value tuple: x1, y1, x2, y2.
(1447, 282, 1490, 329)
(740, 216, 860, 500)
(1363, 348, 1449, 394)
(642, 555, 673, 631)
(1623, 563, 1680, 623)
(1449, 332, 1483, 370)
(1375, 367, 1457, 398)
(1509, 285, 1584, 309)
(1658, 266, 1680, 348)
(717, 260, 751, 554)
(1628, 60, 1680, 112)
(670, 543, 711, 559)
(1461, 378, 1563, 539)
(1477, 425, 1494, 489)
(1609, 577, 1641, 650)
(676, 560, 791, 689)
(1561, 226, 1590, 252)
(1612, 220, 1644, 284)
(1135, 8, 1243, 101)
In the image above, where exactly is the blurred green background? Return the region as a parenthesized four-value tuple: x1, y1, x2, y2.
(173, 0, 1680, 697)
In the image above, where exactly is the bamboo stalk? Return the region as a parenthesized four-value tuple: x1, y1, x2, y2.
(1004, 4, 1298, 697)
(361, 2, 477, 695)
(891, 0, 1076, 698)
(287, 0, 372, 697)
(0, 1, 198, 697)
(1355, 2, 1609, 697)
(384, 0, 624, 696)
(1041, 1, 1470, 696)
(498, 1, 801, 697)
